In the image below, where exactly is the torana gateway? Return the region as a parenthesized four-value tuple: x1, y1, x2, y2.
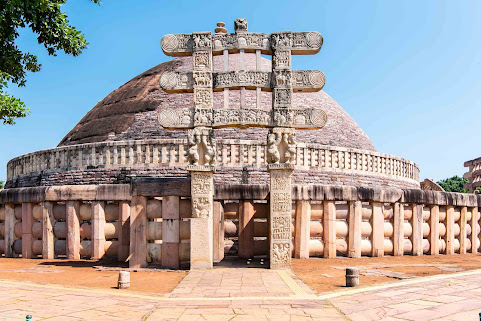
(1, 20, 480, 270)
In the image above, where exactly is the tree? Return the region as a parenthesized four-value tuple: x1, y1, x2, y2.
(437, 175, 469, 193)
(0, 180, 4, 189)
(1, 0, 100, 124)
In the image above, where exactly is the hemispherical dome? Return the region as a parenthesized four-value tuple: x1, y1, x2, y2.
(59, 54, 376, 152)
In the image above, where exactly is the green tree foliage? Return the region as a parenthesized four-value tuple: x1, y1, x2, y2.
(0, 0, 100, 124)
(437, 175, 469, 193)
(0, 180, 4, 189)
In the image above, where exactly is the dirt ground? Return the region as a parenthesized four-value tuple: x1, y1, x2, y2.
(0, 258, 186, 294)
(291, 253, 481, 293)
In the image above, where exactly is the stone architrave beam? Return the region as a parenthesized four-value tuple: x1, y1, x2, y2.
(161, 31, 323, 57)
(160, 70, 326, 93)
(159, 107, 327, 130)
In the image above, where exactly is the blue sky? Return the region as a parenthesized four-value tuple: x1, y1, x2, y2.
(1, 0, 480, 183)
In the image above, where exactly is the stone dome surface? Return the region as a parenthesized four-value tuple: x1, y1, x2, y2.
(59, 54, 376, 152)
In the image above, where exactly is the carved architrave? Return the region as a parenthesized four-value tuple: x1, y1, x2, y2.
(273, 108, 328, 129)
(214, 71, 271, 89)
(160, 70, 325, 93)
(161, 31, 322, 57)
(159, 107, 327, 130)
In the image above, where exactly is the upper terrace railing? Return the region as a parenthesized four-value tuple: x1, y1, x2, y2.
(7, 139, 420, 183)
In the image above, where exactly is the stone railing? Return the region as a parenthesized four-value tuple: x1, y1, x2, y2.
(1, 183, 480, 268)
(7, 139, 420, 183)
(464, 157, 481, 191)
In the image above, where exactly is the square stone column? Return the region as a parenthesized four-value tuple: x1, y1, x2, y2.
(189, 165, 215, 270)
(268, 163, 294, 269)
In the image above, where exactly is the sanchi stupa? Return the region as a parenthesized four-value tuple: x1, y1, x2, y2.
(0, 19, 480, 270)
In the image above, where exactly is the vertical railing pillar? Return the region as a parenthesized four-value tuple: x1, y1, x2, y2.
(66, 201, 81, 260)
(5, 204, 15, 258)
(348, 201, 362, 258)
(239, 200, 255, 259)
(429, 205, 439, 255)
(446, 206, 454, 255)
(118, 201, 131, 262)
(294, 200, 311, 259)
(162, 196, 180, 269)
(213, 201, 225, 262)
(470, 207, 478, 254)
(41, 202, 55, 259)
(393, 202, 404, 256)
(129, 196, 147, 268)
(460, 207, 467, 254)
(412, 204, 423, 256)
(371, 202, 384, 257)
(323, 201, 336, 258)
(92, 201, 106, 260)
(22, 203, 33, 259)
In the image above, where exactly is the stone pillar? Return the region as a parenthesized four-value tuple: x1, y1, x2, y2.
(268, 164, 294, 269)
(130, 196, 148, 268)
(446, 206, 454, 255)
(429, 205, 439, 255)
(412, 204, 423, 256)
(371, 202, 384, 257)
(348, 201, 362, 258)
(118, 201, 130, 262)
(239, 200, 255, 259)
(393, 202, 404, 256)
(22, 203, 34, 259)
(460, 207, 467, 254)
(41, 202, 55, 259)
(4, 205, 15, 258)
(91, 201, 106, 260)
(470, 207, 478, 253)
(323, 200, 336, 258)
(162, 196, 180, 269)
(294, 200, 311, 259)
(189, 168, 215, 270)
(66, 201, 81, 260)
(213, 201, 224, 262)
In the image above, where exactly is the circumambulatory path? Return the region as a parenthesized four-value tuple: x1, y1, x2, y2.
(1, 268, 481, 320)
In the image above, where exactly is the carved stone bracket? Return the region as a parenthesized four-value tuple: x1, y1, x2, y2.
(267, 128, 297, 165)
(186, 127, 216, 167)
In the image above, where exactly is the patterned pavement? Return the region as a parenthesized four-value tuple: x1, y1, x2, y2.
(0, 268, 481, 320)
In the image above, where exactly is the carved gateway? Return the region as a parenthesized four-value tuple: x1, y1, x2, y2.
(158, 18, 328, 269)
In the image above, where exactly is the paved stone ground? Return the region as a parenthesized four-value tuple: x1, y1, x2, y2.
(0, 268, 481, 320)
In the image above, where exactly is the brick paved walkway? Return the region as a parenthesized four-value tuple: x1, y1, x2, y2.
(1, 268, 481, 320)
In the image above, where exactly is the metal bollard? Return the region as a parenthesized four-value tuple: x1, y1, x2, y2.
(345, 267, 359, 287)
(26, 316, 32, 321)
(118, 271, 130, 289)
